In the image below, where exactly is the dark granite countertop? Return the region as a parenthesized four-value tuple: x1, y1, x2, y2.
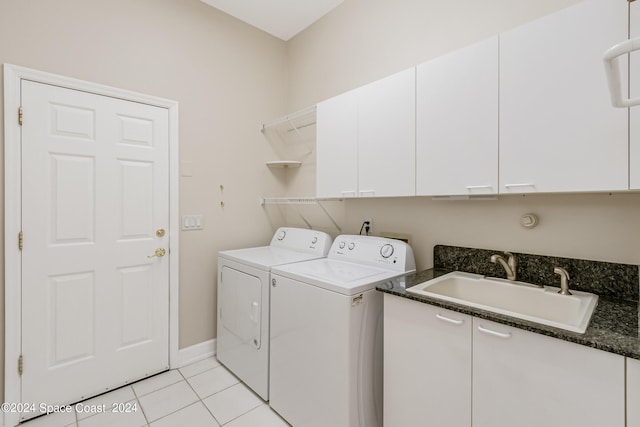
(377, 268, 640, 361)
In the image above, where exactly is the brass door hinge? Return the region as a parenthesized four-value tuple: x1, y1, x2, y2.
(18, 106, 23, 126)
(18, 231, 23, 251)
(18, 355, 23, 376)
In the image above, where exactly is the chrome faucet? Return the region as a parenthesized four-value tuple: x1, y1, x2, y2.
(554, 267, 572, 295)
(490, 252, 517, 281)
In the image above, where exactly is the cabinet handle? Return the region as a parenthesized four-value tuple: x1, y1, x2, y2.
(504, 183, 535, 188)
(477, 325, 512, 339)
(604, 37, 640, 107)
(359, 190, 376, 196)
(466, 185, 493, 190)
(341, 190, 357, 197)
(436, 313, 464, 325)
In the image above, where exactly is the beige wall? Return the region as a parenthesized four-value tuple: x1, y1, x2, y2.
(285, 0, 640, 270)
(0, 0, 290, 397)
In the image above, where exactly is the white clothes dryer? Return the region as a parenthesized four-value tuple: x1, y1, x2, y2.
(269, 235, 415, 427)
(216, 227, 332, 401)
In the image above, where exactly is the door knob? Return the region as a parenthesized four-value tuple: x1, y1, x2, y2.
(148, 248, 166, 258)
(156, 228, 166, 237)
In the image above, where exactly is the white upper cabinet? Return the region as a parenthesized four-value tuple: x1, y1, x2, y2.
(316, 68, 416, 198)
(631, 1, 640, 189)
(316, 90, 359, 198)
(416, 36, 499, 196)
(357, 68, 416, 197)
(499, 0, 628, 194)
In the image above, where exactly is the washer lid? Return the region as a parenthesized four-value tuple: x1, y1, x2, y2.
(272, 258, 407, 295)
(219, 246, 326, 271)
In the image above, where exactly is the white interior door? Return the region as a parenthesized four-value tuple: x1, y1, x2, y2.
(20, 80, 170, 419)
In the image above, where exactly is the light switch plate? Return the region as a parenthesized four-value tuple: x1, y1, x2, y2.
(182, 214, 203, 230)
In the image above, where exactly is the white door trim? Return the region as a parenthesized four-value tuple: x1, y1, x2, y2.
(3, 64, 180, 427)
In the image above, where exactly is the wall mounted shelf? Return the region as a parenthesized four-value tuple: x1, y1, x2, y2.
(261, 105, 317, 134)
(265, 161, 302, 169)
(261, 105, 316, 161)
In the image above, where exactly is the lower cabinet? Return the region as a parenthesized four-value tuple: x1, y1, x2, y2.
(384, 294, 471, 427)
(383, 294, 626, 427)
(472, 318, 624, 427)
(629, 358, 640, 427)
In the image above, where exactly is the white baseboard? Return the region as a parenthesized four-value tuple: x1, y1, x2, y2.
(178, 339, 216, 367)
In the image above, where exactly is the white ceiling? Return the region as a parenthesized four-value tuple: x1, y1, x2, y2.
(200, 0, 344, 41)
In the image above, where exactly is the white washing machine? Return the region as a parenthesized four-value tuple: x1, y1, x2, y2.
(216, 227, 332, 401)
(269, 235, 416, 427)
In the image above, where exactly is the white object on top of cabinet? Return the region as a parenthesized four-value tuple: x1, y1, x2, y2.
(416, 36, 498, 196)
(472, 318, 624, 427)
(629, 358, 640, 427)
(316, 68, 415, 198)
(384, 294, 471, 427)
(631, 1, 640, 190)
(499, 0, 628, 194)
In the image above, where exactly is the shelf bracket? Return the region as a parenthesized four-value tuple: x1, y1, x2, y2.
(259, 197, 342, 233)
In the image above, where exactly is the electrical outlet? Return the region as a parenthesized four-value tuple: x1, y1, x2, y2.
(364, 218, 373, 234)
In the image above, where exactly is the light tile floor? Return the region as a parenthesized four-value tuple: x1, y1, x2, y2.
(21, 357, 290, 427)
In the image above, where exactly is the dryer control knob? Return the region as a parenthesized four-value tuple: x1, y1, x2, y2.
(348, 242, 355, 250)
(339, 241, 346, 249)
(277, 230, 286, 241)
(380, 244, 394, 258)
(311, 237, 318, 244)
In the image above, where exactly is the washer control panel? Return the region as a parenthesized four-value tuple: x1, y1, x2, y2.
(270, 227, 333, 256)
(329, 235, 415, 272)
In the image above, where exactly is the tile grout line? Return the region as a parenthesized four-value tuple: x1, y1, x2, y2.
(130, 384, 150, 426)
(138, 363, 226, 426)
(31, 359, 254, 427)
(133, 372, 183, 398)
(181, 362, 267, 426)
(180, 368, 225, 426)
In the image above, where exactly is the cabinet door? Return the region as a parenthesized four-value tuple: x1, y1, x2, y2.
(631, 1, 640, 189)
(472, 318, 624, 427)
(384, 294, 471, 427)
(316, 90, 359, 198)
(500, 0, 628, 193)
(629, 358, 640, 427)
(358, 68, 415, 197)
(416, 37, 498, 196)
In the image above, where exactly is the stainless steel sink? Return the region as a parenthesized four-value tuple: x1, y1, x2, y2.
(406, 271, 598, 333)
